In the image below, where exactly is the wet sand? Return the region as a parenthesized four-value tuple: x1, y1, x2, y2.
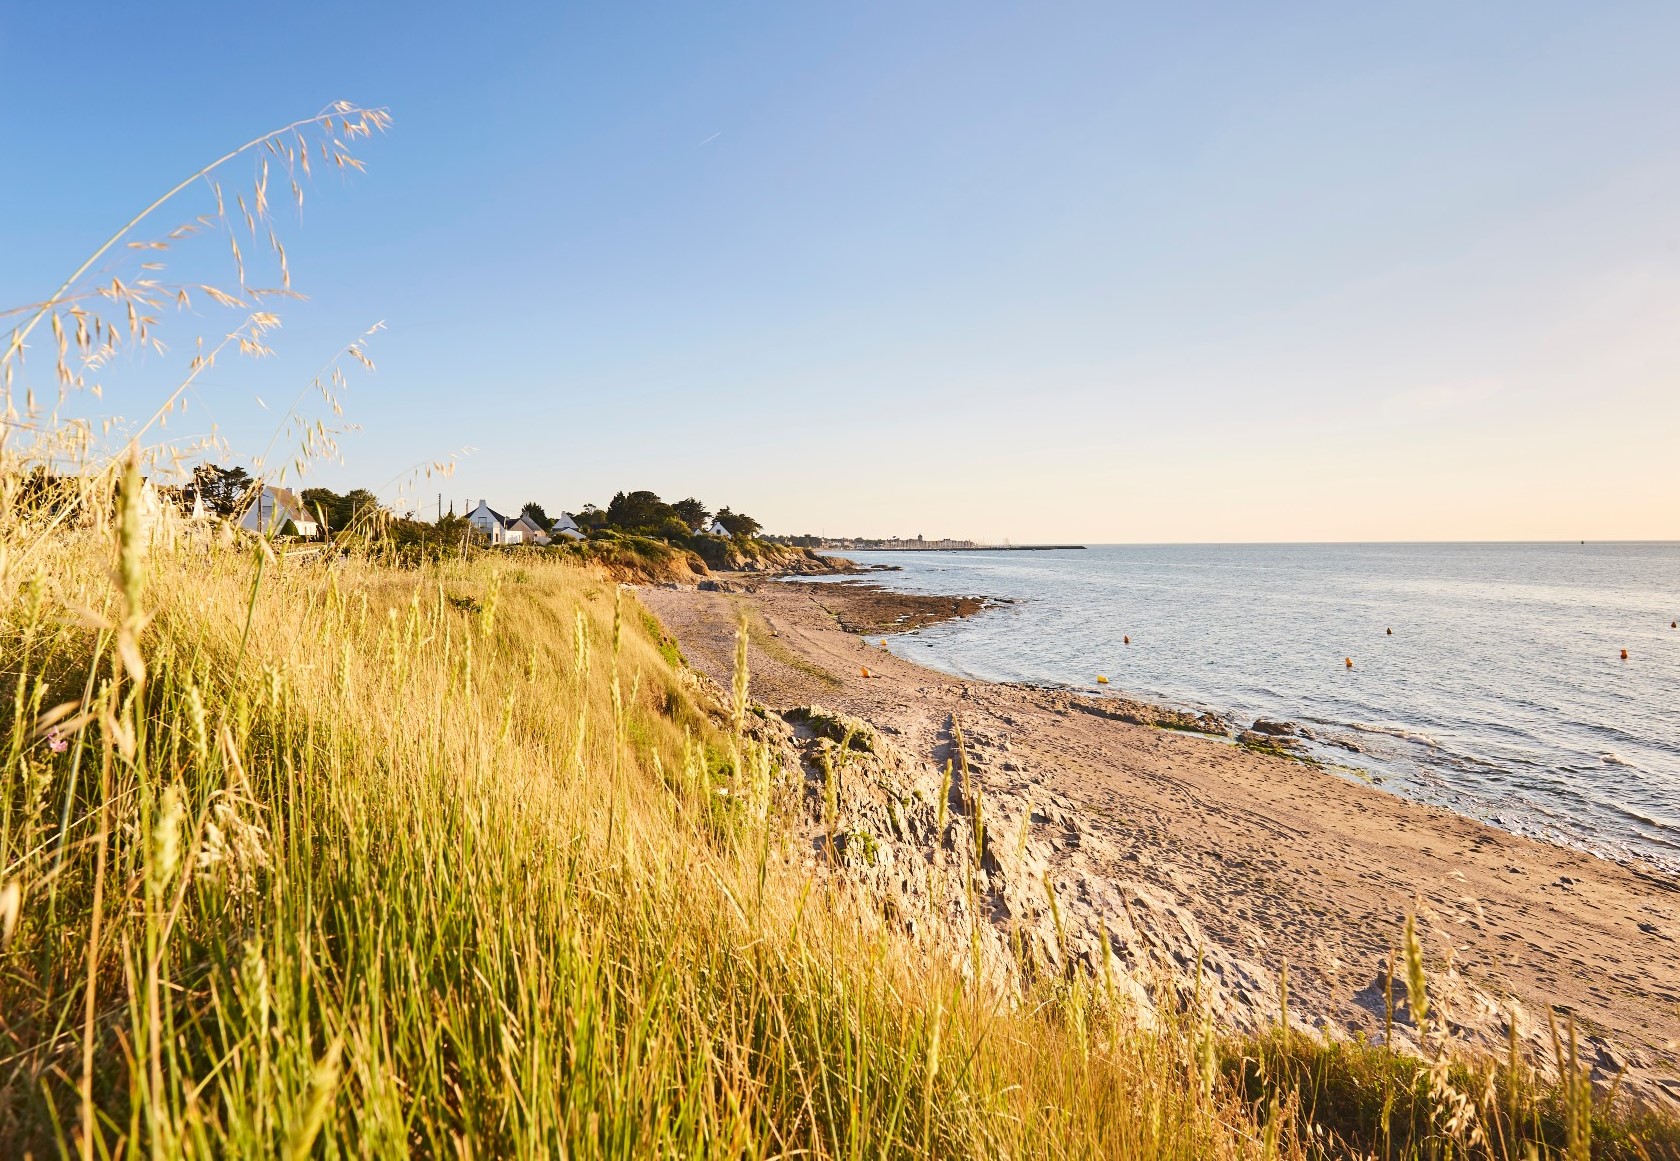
(638, 577, 1680, 1105)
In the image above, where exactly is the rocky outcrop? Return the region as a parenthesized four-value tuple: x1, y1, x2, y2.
(808, 586, 993, 635)
(716, 543, 856, 575)
(1067, 694, 1232, 737)
(558, 536, 853, 585)
(756, 703, 1295, 1034)
(743, 700, 1676, 1111)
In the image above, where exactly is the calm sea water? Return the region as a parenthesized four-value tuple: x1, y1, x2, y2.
(818, 544, 1680, 872)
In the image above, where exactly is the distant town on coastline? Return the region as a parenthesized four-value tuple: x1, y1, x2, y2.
(764, 534, 981, 550)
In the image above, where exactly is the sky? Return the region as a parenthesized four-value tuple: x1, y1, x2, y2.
(3, 1, 1679, 542)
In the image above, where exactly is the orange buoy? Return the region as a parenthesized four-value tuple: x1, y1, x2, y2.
(1096, 675, 1110, 684)
(1345, 657, 1354, 669)
(1620, 649, 1628, 660)
(860, 666, 871, 678)
(1123, 635, 1130, 645)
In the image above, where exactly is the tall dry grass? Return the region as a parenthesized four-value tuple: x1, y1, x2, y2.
(0, 514, 1301, 1157)
(2, 106, 1675, 1160)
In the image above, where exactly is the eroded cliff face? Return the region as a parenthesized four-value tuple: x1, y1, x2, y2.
(718, 543, 850, 574)
(556, 539, 849, 585)
(750, 702, 1291, 1034)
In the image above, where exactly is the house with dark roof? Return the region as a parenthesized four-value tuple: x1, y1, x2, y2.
(465, 499, 524, 545)
(239, 486, 318, 538)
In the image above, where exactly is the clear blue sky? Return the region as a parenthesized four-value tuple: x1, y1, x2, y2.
(5, 2, 1678, 541)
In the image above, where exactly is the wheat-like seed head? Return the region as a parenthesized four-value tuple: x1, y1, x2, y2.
(1403, 912, 1430, 1032)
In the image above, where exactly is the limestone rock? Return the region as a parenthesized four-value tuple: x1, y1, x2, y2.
(770, 704, 1292, 1033)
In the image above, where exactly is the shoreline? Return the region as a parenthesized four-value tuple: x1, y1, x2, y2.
(639, 574, 1680, 1109)
(797, 558, 1680, 879)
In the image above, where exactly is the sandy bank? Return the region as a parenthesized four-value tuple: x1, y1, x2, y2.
(638, 576, 1680, 1108)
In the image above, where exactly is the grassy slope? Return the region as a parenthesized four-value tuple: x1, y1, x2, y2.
(1, 516, 1673, 1158)
(1, 525, 1286, 1158)
(10, 102, 1672, 1156)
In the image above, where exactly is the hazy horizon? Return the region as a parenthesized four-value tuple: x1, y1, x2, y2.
(4, 2, 1679, 543)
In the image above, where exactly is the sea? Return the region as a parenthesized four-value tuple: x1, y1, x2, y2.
(812, 543, 1680, 873)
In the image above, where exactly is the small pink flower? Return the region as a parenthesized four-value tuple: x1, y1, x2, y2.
(46, 728, 68, 754)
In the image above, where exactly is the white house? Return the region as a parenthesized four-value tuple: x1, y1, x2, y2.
(698, 518, 731, 537)
(549, 512, 584, 541)
(240, 486, 318, 538)
(465, 499, 524, 545)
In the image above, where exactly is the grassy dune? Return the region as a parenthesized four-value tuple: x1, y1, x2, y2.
(2, 501, 1674, 1157)
(1, 500, 1309, 1157)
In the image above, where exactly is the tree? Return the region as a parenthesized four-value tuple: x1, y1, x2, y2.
(671, 497, 709, 530)
(192, 464, 253, 516)
(605, 490, 678, 536)
(342, 489, 383, 530)
(714, 507, 761, 539)
(522, 501, 550, 528)
(653, 514, 694, 542)
(299, 487, 383, 534)
(301, 487, 344, 532)
(575, 504, 608, 531)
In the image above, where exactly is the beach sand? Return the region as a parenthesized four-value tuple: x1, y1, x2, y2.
(640, 575, 1680, 1105)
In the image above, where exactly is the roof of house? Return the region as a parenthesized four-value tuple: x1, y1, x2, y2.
(246, 485, 315, 525)
(272, 487, 313, 519)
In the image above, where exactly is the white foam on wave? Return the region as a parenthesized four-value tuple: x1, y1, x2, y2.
(1347, 721, 1441, 748)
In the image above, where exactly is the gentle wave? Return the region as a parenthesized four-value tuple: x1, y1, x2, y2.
(1345, 721, 1444, 747)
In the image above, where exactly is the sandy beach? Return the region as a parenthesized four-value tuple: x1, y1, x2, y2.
(640, 575, 1680, 1107)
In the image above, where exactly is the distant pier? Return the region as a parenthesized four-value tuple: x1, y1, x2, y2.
(820, 542, 1086, 552)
